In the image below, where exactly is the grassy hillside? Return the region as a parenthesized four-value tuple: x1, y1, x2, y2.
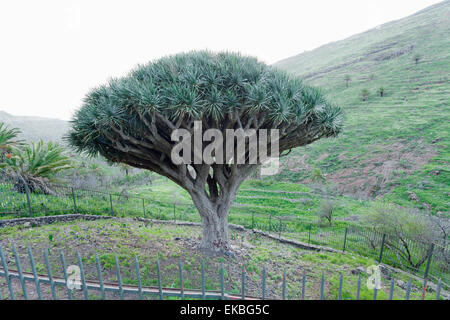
(275, 1, 450, 214)
(0, 110, 69, 143)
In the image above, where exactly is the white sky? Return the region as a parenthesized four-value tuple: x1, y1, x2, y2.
(0, 0, 443, 120)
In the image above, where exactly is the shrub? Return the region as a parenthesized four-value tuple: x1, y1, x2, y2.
(310, 167, 326, 183)
(316, 200, 335, 226)
(344, 75, 351, 87)
(361, 88, 369, 101)
(362, 202, 434, 242)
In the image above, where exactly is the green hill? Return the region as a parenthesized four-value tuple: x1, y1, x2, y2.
(0, 110, 69, 143)
(275, 1, 450, 214)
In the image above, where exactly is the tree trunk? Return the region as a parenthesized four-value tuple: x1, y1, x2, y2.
(200, 211, 230, 252)
(190, 189, 235, 254)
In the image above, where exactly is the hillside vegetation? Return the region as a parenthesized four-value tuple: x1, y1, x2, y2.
(275, 1, 449, 214)
(0, 111, 68, 143)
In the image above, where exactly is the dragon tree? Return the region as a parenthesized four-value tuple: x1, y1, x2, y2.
(68, 51, 343, 253)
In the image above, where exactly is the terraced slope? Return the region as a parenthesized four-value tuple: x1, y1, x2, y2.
(275, 1, 450, 214)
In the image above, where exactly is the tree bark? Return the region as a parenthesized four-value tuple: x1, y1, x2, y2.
(199, 209, 230, 252)
(186, 164, 257, 254)
(190, 188, 235, 254)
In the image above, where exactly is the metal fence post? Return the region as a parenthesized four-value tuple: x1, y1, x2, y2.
(422, 243, 435, 300)
(301, 271, 306, 300)
(378, 234, 386, 263)
(220, 262, 225, 300)
(423, 243, 434, 280)
(178, 260, 184, 300)
(251, 211, 255, 230)
(343, 227, 348, 252)
(261, 266, 266, 300)
(0, 245, 15, 299)
(308, 225, 311, 244)
(201, 259, 206, 299)
(109, 194, 114, 216)
(278, 218, 282, 239)
(241, 265, 246, 300)
(71, 187, 77, 213)
(142, 198, 145, 217)
(20, 177, 33, 217)
(320, 272, 324, 300)
(156, 258, 163, 300)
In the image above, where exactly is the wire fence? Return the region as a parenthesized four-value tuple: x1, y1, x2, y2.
(0, 245, 445, 300)
(0, 175, 448, 290)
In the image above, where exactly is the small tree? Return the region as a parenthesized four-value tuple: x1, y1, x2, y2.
(310, 167, 326, 183)
(363, 202, 437, 269)
(118, 163, 132, 176)
(361, 88, 369, 101)
(378, 87, 385, 97)
(0, 122, 22, 166)
(344, 75, 351, 88)
(316, 200, 334, 226)
(414, 53, 421, 65)
(4, 140, 73, 194)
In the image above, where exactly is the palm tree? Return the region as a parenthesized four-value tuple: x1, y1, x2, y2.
(0, 122, 22, 167)
(4, 140, 73, 194)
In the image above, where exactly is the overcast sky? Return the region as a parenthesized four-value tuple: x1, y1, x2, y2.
(0, 0, 443, 120)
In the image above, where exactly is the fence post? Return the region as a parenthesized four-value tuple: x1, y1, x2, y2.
(269, 214, 272, 232)
(423, 243, 434, 280)
(109, 194, 114, 216)
(241, 265, 246, 300)
(71, 187, 77, 213)
(279, 218, 282, 239)
(422, 243, 435, 300)
(343, 227, 348, 252)
(142, 199, 145, 217)
(308, 225, 311, 244)
(173, 202, 176, 221)
(251, 211, 254, 230)
(261, 266, 266, 300)
(378, 234, 386, 263)
(18, 176, 33, 217)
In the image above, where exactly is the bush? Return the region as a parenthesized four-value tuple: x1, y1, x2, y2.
(310, 167, 326, 183)
(361, 88, 369, 101)
(316, 200, 335, 226)
(362, 202, 434, 242)
(362, 202, 448, 270)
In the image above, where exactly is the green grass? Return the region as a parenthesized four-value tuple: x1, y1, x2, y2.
(0, 219, 436, 300)
(1, 176, 448, 287)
